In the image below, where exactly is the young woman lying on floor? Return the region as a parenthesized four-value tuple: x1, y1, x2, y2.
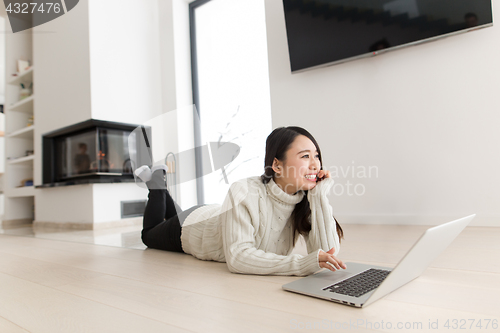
(136, 126, 345, 276)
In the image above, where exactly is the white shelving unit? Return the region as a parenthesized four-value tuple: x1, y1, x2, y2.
(8, 66, 33, 86)
(7, 125, 34, 140)
(5, 186, 35, 198)
(0, 113, 4, 221)
(3, 23, 35, 227)
(9, 94, 34, 113)
(7, 154, 35, 165)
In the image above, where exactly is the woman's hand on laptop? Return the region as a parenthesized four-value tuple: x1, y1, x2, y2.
(319, 247, 347, 271)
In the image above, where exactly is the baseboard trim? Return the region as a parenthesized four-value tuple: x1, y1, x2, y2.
(0, 218, 33, 228)
(33, 217, 143, 230)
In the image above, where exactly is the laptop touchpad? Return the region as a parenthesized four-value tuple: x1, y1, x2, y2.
(312, 270, 354, 284)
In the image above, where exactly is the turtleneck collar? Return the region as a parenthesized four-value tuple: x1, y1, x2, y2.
(266, 177, 305, 205)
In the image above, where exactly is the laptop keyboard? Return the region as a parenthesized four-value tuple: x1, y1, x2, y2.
(323, 268, 391, 298)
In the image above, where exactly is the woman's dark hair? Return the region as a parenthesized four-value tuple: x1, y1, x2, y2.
(260, 126, 344, 247)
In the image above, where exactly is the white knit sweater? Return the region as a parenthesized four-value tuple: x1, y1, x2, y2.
(180, 176, 340, 276)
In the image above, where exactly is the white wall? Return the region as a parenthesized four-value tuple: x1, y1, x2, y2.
(92, 183, 147, 224)
(33, 0, 92, 186)
(37, 185, 94, 224)
(34, 0, 159, 225)
(86, 0, 168, 222)
(33, 0, 93, 224)
(88, 0, 163, 125)
(264, 0, 500, 226)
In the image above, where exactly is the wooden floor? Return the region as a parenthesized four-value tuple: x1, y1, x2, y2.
(0, 224, 499, 333)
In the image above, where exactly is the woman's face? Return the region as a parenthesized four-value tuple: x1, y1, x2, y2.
(272, 135, 321, 195)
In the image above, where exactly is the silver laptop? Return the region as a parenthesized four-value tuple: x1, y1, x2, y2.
(282, 214, 475, 308)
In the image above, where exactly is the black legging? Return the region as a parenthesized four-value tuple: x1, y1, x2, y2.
(142, 182, 206, 252)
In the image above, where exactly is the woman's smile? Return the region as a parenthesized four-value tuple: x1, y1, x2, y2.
(305, 174, 318, 181)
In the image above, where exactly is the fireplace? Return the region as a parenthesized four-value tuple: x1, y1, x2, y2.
(40, 119, 150, 187)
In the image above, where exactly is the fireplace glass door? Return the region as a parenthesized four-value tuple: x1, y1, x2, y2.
(54, 128, 133, 180)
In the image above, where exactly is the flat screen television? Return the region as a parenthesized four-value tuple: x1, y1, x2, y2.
(282, 0, 493, 72)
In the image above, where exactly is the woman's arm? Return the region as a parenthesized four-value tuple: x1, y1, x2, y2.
(304, 173, 346, 271)
(220, 179, 322, 276)
(303, 175, 341, 257)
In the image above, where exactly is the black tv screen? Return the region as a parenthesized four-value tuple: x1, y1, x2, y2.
(283, 0, 493, 72)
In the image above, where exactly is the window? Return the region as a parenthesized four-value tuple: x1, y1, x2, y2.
(190, 0, 272, 204)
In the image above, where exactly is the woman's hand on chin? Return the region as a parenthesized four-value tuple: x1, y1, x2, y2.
(316, 169, 331, 182)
